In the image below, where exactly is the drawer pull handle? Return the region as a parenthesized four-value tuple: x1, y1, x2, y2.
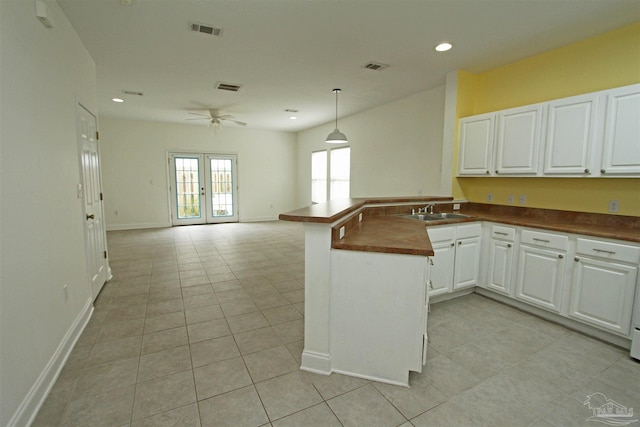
(533, 238, 551, 243)
(593, 249, 616, 255)
(507, 243, 512, 248)
(558, 254, 564, 259)
(494, 232, 508, 236)
(575, 257, 580, 262)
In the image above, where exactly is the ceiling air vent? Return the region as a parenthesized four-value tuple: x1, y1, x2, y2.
(189, 22, 223, 37)
(216, 82, 243, 92)
(363, 62, 389, 71)
(121, 90, 143, 96)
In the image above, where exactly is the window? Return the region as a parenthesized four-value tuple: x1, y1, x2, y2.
(311, 147, 350, 203)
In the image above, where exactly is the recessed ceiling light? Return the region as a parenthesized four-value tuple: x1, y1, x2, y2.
(435, 42, 453, 52)
(289, 116, 297, 120)
(112, 97, 124, 103)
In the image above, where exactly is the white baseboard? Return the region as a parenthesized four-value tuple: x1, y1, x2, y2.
(241, 216, 279, 222)
(106, 222, 170, 231)
(8, 299, 93, 427)
(300, 350, 332, 375)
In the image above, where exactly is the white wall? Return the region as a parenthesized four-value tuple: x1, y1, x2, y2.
(99, 118, 298, 229)
(295, 86, 447, 206)
(0, 1, 97, 425)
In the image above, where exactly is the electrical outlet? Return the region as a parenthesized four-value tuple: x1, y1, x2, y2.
(358, 213, 363, 222)
(507, 194, 515, 204)
(608, 200, 619, 213)
(339, 226, 345, 239)
(519, 195, 527, 205)
(487, 193, 493, 202)
(453, 203, 460, 211)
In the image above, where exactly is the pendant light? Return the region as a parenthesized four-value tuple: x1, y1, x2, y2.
(326, 88, 348, 143)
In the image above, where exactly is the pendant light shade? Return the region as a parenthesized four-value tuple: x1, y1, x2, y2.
(326, 88, 348, 143)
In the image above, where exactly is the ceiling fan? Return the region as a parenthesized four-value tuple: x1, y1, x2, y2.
(186, 109, 247, 128)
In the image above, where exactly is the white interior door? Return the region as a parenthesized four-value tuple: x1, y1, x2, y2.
(169, 153, 238, 225)
(78, 104, 108, 300)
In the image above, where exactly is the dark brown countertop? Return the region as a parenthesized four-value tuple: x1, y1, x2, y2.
(281, 199, 640, 257)
(458, 204, 640, 243)
(332, 216, 434, 256)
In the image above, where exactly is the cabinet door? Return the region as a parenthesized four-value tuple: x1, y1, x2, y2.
(495, 105, 543, 175)
(458, 113, 495, 176)
(544, 94, 598, 175)
(487, 239, 514, 295)
(601, 84, 640, 175)
(569, 257, 637, 336)
(429, 239, 455, 295)
(515, 245, 565, 312)
(453, 236, 481, 290)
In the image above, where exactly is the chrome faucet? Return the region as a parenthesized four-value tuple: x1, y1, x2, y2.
(417, 203, 435, 214)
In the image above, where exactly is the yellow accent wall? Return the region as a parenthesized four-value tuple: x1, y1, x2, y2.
(452, 22, 640, 216)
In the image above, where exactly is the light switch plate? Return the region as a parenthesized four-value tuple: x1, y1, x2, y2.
(487, 193, 493, 202)
(609, 200, 619, 213)
(339, 226, 345, 239)
(507, 194, 515, 204)
(519, 195, 527, 205)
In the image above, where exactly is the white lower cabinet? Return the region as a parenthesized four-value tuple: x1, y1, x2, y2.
(427, 226, 456, 296)
(568, 238, 640, 336)
(429, 219, 639, 341)
(487, 225, 516, 295)
(428, 223, 481, 295)
(515, 229, 568, 313)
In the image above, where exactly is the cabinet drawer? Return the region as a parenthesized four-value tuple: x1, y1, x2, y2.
(491, 225, 516, 241)
(521, 229, 568, 251)
(427, 226, 455, 243)
(456, 223, 482, 240)
(576, 238, 640, 264)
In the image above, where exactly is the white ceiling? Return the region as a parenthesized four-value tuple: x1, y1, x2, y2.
(57, 0, 640, 133)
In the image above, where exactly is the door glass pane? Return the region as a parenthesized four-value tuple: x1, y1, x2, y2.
(311, 150, 327, 203)
(175, 157, 201, 219)
(210, 158, 234, 217)
(330, 147, 350, 200)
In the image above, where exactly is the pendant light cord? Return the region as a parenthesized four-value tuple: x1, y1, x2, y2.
(333, 88, 340, 129)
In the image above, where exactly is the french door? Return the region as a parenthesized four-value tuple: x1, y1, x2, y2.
(169, 153, 239, 225)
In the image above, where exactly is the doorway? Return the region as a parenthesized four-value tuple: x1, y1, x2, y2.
(169, 152, 239, 225)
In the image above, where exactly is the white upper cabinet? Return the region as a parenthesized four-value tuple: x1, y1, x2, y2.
(600, 84, 640, 175)
(543, 93, 599, 175)
(457, 84, 640, 178)
(458, 113, 495, 176)
(495, 105, 544, 175)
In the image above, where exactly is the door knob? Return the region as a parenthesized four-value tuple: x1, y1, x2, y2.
(86, 214, 94, 220)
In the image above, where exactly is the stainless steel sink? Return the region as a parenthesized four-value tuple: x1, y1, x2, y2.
(399, 212, 471, 222)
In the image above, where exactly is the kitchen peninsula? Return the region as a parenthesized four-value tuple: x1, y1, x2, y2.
(279, 197, 453, 386)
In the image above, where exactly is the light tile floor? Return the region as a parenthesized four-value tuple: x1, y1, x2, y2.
(33, 221, 640, 426)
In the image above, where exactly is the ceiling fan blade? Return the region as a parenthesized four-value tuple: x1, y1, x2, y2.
(186, 117, 211, 121)
(225, 119, 247, 126)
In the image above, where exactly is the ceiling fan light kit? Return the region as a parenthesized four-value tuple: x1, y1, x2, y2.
(326, 88, 348, 144)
